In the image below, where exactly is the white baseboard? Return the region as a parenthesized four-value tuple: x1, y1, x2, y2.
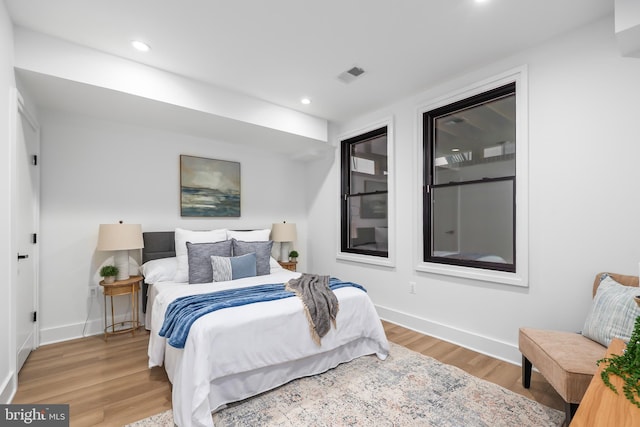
(376, 304, 522, 366)
(40, 319, 101, 345)
(40, 314, 145, 346)
(0, 371, 16, 404)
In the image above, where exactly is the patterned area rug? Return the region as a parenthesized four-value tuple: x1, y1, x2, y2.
(126, 343, 564, 426)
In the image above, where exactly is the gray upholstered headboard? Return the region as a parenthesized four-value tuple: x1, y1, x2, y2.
(141, 231, 176, 312)
(142, 231, 176, 263)
(142, 229, 261, 262)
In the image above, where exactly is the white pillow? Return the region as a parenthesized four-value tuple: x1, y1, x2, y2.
(140, 257, 177, 284)
(226, 229, 271, 241)
(269, 256, 284, 272)
(174, 228, 227, 282)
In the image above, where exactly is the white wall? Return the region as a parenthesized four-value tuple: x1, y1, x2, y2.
(307, 16, 640, 364)
(0, 0, 16, 403)
(38, 109, 309, 344)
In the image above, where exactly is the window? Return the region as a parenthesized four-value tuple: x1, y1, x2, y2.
(423, 82, 516, 272)
(341, 126, 388, 258)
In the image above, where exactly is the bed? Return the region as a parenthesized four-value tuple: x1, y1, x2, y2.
(142, 230, 390, 427)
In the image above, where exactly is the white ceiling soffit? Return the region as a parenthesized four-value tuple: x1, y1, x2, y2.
(615, 0, 640, 57)
(16, 69, 333, 161)
(13, 27, 332, 159)
(5, 0, 614, 122)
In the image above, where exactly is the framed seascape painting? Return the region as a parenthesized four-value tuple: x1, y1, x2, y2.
(180, 155, 241, 217)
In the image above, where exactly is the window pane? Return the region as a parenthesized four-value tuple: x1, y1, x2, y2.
(342, 125, 388, 258)
(347, 194, 388, 252)
(433, 94, 515, 185)
(431, 180, 513, 265)
(424, 82, 517, 273)
(349, 135, 387, 194)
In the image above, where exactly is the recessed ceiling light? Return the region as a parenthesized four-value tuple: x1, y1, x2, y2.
(131, 40, 151, 52)
(301, 98, 311, 105)
(451, 148, 460, 152)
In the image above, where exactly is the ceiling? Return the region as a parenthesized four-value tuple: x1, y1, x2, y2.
(5, 0, 613, 124)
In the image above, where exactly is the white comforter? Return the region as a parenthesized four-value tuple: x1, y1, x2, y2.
(148, 269, 390, 427)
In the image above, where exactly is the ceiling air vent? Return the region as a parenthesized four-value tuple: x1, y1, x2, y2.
(337, 66, 366, 84)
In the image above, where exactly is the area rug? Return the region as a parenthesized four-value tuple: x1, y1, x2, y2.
(126, 343, 564, 426)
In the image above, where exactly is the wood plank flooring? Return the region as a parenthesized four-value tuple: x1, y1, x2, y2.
(12, 321, 564, 426)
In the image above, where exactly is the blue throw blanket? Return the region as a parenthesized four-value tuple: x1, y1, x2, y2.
(159, 278, 365, 349)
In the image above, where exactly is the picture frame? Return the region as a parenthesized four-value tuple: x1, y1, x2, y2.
(180, 155, 241, 217)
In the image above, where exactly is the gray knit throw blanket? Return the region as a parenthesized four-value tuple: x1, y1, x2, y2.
(285, 273, 339, 345)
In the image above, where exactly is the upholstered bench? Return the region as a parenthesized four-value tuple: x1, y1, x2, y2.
(519, 272, 639, 425)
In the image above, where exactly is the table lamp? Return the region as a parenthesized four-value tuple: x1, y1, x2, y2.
(96, 222, 144, 280)
(271, 222, 297, 261)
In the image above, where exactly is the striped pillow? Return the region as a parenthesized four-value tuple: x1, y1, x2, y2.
(210, 253, 257, 282)
(582, 274, 640, 346)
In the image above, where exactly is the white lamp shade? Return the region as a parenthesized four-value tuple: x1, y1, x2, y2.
(97, 223, 144, 281)
(96, 223, 144, 251)
(271, 222, 297, 242)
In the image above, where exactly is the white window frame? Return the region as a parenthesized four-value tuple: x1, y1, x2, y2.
(337, 117, 395, 268)
(415, 66, 529, 287)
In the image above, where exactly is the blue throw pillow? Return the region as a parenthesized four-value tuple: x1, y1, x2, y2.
(211, 253, 257, 282)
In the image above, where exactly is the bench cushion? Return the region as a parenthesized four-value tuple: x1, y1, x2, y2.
(519, 327, 606, 403)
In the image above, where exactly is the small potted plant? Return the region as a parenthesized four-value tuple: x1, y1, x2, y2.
(597, 315, 640, 408)
(288, 250, 299, 262)
(100, 265, 119, 284)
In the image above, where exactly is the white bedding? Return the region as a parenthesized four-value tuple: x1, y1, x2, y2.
(148, 269, 390, 427)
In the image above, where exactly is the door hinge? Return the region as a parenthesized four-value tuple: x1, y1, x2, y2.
(32, 311, 37, 322)
(32, 233, 37, 244)
(32, 155, 38, 166)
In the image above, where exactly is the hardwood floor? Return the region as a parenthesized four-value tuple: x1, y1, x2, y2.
(12, 330, 172, 426)
(13, 321, 564, 426)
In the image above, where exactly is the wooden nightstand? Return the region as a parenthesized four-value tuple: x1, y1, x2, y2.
(571, 339, 640, 426)
(278, 260, 297, 272)
(99, 275, 142, 340)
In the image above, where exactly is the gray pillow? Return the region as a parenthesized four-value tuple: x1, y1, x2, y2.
(231, 239, 273, 276)
(186, 240, 233, 284)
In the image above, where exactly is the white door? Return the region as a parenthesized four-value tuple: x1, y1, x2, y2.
(15, 93, 39, 372)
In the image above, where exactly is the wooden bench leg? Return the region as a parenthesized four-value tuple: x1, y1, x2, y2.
(522, 355, 532, 388)
(564, 402, 578, 426)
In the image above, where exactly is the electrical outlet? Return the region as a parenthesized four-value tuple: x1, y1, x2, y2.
(409, 281, 416, 294)
(90, 287, 98, 297)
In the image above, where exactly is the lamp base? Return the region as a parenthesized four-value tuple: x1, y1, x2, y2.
(280, 242, 291, 262)
(114, 250, 130, 281)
